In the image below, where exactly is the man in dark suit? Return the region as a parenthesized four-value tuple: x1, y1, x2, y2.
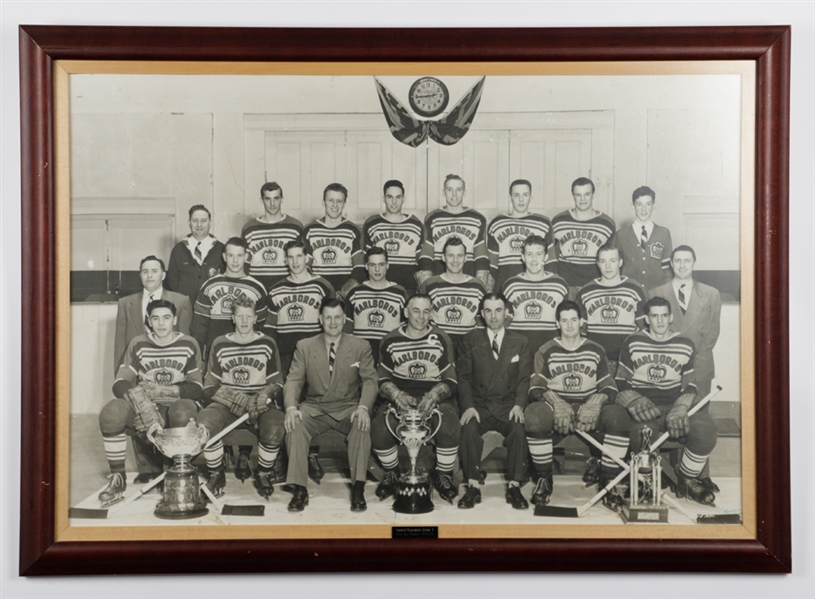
(647, 245, 722, 400)
(283, 297, 378, 512)
(456, 293, 532, 509)
(113, 255, 192, 373)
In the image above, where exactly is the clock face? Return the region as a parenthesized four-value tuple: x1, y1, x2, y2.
(408, 77, 450, 117)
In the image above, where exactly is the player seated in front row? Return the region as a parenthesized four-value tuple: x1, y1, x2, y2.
(195, 296, 286, 501)
(97, 299, 204, 507)
(614, 296, 718, 507)
(523, 300, 630, 509)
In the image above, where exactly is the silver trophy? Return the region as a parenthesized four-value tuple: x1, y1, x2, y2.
(385, 406, 442, 513)
(147, 419, 210, 520)
(622, 427, 669, 523)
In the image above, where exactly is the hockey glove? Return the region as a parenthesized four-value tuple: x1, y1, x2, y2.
(545, 391, 574, 435)
(211, 385, 251, 417)
(627, 395, 662, 422)
(126, 385, 164, 433)
(666, 405, 691, 439)
(247, 393, 272, 424)
(576, 393, 607, 432)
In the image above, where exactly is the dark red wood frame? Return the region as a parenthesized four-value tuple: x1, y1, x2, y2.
(18, 25, 791, 575)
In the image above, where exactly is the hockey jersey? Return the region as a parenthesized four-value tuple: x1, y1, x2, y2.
(575, 277, 647, 361)
(241, 215, 304, 291)
(204, 332, 282, 396)
(378, 324, 458, 398)
(550, 209, 616, 287)
(115, 332, 203, 392)
(363, 213, 424, 293)
(616, 330, 698, 404)
(501, 273, 570, 351)
(487, 212, 553, 291)
(420, 275, 486, 338)
(421, 208, 489, 276)
(303, 218, 365, 290)
(265, 276, 335, 355)
(345, 282, 408, 341)
(529, 337, 617, 404)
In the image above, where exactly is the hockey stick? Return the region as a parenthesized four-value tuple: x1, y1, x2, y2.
(70, 410, 256, 519)
(535, 385, 722, 518)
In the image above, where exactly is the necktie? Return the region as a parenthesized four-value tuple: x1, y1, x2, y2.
(640, 225, 648, 250)
(678, 284, 687, 313)
(491, 335, 500, 361)
(329, 342, 336, 376)
(194, 241, 203, 262)
(144, 293, 155, 328)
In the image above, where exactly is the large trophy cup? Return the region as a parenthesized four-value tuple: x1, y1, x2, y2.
(622, 427, 669, 523)
(385, 406, 442, 514)
(147, 419, 210, 520)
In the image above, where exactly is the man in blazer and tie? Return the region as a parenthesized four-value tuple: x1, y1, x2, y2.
(456, 293, 533, 509)
(647, 245, 722, 401)
(283, 297, 378, 512)
(114, 255, 193, 373)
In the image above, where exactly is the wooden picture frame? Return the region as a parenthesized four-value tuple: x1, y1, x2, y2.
(19, 25, 790, 575)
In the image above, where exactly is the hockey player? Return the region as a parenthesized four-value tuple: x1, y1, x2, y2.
(241, 182, 304, 292)
(97, 299, 203, 506)
(611, 186, 673, 290)
(575, 243, 647, 375)
(419, 236, 486, 357)
(166, 205, 226, 306)
(615, 296, 718, 506)
(549, 177, 616, 291)
(303, 182, 366, 297)
(487, 179, 553, 292)
(501, 234, 570, 355)
(523, 300, 628, 508)
(362, 180, 425, 296)
(344, 247, 409, 364)
(417, 174, 490, 289)
(371, 294, 461, 504)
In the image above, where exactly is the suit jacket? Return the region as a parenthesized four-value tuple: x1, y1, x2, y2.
(284, 332, 378, 420)
(456, 328, 532, 422)
(113, 290, 193, 373)
(648, 280, 722, 382)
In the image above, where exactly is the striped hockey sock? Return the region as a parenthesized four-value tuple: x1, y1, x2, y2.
(203, 440, 224, 471)
(435, 446, 458, 474)
(258, 442, 281, 471)
(102, 433, 127, 472)
(374, 447, 399, 471)
(677, 448, 709, 479)
(527, 437, 553, 475)
(600, 434, 629, 475)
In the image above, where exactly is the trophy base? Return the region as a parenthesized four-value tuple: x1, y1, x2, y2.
(154, 505, 209, 520)
(153, 459, 209, 520)
(622, 501, 669, 523)
(393, 476, 434, 514)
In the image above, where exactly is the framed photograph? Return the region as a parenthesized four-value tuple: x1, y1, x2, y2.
(19, 25, 790, 575)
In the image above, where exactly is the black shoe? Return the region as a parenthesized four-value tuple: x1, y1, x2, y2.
(677, 473, 716, 506)
(505, 485, 529, 510)
(133, 472, 160, 485)
(582, 457, 601, 487)
(601, 476, 626, 512)
(699, 477, 721, 493)
(350, 481, 367, 512)
(287, 484, 309, 512)
(307, 448, 324, 485)
(204, 467, 226, 499)
(253, 469, 276, 500)
(433, 471, 458, 504)
(98, 472, 126, 507)
(375, 469, 399, 501)
(457, 485, 482, 509)
(235, 450, 252, 483)
(531, 474, 553, 507)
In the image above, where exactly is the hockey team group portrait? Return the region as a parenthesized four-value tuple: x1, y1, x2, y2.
(63, 66, 749, 535)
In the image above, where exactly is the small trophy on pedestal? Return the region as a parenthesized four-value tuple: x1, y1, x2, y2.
(147, 419, 210, 520)
(385, 406, 442, 514)
(622, 427, 669, 523)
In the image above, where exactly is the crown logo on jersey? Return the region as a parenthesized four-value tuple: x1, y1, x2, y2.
(262, 248, 278, 264)
(648, 363, 667, 383)
(155, 369, 173, 386)
(321, 247, 337, 264)
(233, 368, 250, 385)
(564, 372, 582, 390)
(525, 301, 542, 319)
(601, 304, 619, 323)
(368, 310, 385, 328)
(222, 295, 235, 313)
(384, 239, 400, 255)
(408, 362, 427, 379)
(510, 236, 525, 252)
(445, 305, 463, 324)
(572, 239, 589, 256)
(649, 242, 665, 260)
(287, 303, 305, 321)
